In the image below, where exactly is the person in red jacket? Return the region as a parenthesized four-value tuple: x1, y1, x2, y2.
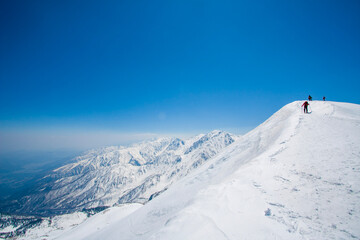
(302, 101, 310, 113)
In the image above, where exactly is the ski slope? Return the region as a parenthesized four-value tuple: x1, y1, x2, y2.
(56, 100, 360, 240)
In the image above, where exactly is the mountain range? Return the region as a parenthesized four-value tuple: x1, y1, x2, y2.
(10, 130, 237, 217)
(1, 101, 359, 240)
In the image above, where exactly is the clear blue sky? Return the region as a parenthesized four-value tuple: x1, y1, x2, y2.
(1, 0, 359, 151)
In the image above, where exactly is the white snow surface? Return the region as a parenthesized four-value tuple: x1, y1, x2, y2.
(18, 212, 88, 240)
(17, 204, 141, 240)
(55, 101, 360, 240)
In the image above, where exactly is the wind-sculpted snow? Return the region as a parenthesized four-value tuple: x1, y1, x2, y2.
(13, 130, 236, 216)
(56, 101, 360, 240)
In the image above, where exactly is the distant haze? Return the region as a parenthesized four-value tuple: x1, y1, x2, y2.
(0, 128, 250, 153)
(0, 130, 163, 153)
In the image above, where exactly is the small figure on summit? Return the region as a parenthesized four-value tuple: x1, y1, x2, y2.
(323, 96, 326, 101)
(302, 101, 310, 113)
(308, 95, 312, 101)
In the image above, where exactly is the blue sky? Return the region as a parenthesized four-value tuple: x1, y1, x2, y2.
(1, 0, 359, 151)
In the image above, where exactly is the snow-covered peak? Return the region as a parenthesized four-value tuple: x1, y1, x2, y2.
(59, 101, 360, 240)
(13, 130, 237, 217)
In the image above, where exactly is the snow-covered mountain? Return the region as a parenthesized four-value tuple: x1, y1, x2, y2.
(13, 130, 237, 216)
(50, 101, 360, 240)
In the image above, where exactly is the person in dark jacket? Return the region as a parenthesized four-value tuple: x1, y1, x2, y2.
(308, 95, 312, 101)
(323, 96, 326, 101)
(302, 101, 310, 113)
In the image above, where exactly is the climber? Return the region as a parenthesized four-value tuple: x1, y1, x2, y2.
(302, 101, 310, 113)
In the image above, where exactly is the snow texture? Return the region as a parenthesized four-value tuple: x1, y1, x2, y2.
(54, 101, 360, 240)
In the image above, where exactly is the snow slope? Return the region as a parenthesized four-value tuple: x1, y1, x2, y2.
(17, 204, 142, 240)
(56, 101, 360, 240)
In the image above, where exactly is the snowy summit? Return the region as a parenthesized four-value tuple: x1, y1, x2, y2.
(50, 100, 360, 240)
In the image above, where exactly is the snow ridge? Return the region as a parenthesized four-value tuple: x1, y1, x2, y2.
(58, 101, 360, 240)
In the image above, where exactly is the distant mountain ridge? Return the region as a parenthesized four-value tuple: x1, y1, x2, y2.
(12, 130, 237, 216)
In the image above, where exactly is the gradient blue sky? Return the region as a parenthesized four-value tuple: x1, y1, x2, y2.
(1, 0, 359, 151)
